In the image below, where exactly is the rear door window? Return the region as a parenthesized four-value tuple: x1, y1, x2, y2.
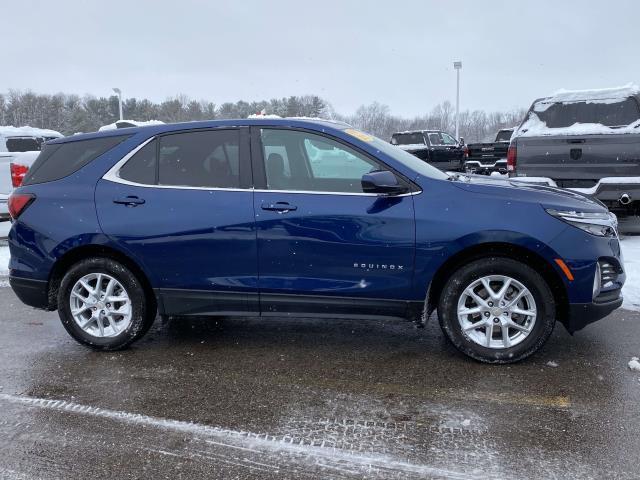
(391, 132, 425, 145)
(428, 133, 443, 145)
(22, 135, 130, 186)
(118, 139, 157, 185)
(158, 129, 240, 188)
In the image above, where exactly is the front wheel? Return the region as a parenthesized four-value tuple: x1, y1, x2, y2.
(438, 257, 556, 363)
(57, 257, 156, 350)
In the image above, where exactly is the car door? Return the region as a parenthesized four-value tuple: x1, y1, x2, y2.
(439, 132, 465, 170)
(252, 127, 416, 319)
(96, 127, 259, 316)
(427, 132, 461, 171)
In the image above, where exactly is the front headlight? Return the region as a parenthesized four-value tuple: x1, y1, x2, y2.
(546, 209, 617, 237)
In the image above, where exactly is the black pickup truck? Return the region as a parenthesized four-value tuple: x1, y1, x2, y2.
(464, 128, 514, 174)
(390, 130, 465, 171)
(509, 86, 640, 218)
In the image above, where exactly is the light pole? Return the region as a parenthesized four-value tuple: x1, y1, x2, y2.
(112, 88, 123, 121)
(453, 61, 462, 141)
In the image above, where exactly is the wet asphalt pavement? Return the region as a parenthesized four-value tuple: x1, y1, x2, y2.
(0, 286, 639, 479)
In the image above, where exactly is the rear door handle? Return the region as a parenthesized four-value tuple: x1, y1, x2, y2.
(113, 196, 145, 207)
(261, 202, 297, 213)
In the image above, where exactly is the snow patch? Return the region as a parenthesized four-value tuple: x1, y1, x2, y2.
(396, 143, 426, 150)
(629, 357, 640, 372)
(98, 120, 164, 131)
(0, 245, 8, 277)
(621, 236, 640, 311)
(0, 125, 63, 139)
(546, 361, 559, 368)
(543, 84, 640, 105)
(248, 113, 282, 119)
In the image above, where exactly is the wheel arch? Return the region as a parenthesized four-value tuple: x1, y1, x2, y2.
(47, 244, 157, 311)
(426, 242, 569, 324)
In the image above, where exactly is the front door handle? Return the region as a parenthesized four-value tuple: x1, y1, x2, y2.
(113, 196, 145, 207)
(261, 202, 297, 213)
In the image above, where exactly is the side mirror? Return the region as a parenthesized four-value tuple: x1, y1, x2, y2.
(361, 170, 408, 195)
(459, 137, 465, 145)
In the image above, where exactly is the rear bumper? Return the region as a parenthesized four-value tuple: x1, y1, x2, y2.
(566, 295, 623, 333)
(9, 276, 51, 310)
(465, 159, 507, 175)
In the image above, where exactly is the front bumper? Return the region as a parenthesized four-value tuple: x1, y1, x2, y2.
(9, 276, 51, 310)
(567, 294, 623, 333)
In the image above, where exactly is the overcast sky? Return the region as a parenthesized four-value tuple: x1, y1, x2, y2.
(4, 0, 639, 117)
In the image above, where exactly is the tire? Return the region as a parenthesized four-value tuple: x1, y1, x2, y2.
(438, 257, 555, 364)
(57, 257, 156, 350)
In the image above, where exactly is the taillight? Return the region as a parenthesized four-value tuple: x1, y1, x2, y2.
(8, 193, 35, 219)
(463, 146, 469, 159)
(10, 163, 29, 188)
(507, 145, 517, 172)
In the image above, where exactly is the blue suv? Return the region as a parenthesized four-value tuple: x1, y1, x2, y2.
(7, 119, 624, 363)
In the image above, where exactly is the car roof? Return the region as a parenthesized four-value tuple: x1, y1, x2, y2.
(47, 118, 353, 144)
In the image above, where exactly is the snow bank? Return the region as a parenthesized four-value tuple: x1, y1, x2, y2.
(98, 120, 164, 131)
(0, 245, 8, 277)
(621, 236, 640, 311)
(516, 113, 640, 138)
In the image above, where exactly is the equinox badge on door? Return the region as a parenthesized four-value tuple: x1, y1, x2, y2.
(354, 263, 404, 270)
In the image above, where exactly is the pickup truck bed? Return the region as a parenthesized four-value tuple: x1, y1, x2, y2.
(465, 141, 509, 174)
(464, 129, 514, 175)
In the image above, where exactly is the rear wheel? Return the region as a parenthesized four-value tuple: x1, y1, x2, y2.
(57, 257, 155, 350)
(438, 257, 555, 363)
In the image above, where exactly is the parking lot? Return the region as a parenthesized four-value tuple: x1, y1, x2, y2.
(0, 282, 639, 479)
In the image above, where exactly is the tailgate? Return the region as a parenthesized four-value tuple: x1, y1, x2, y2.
(467, 142, 508, 162)
(513, 134, 640, 187)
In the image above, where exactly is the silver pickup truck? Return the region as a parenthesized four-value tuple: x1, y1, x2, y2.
(508, 86, 640, 218)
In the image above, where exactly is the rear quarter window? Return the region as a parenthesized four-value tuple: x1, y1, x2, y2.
(22, 135, 130, 186)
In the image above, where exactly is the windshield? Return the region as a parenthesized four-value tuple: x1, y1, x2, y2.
(391, 132, 425, 145)
(365, 133, 449, 180)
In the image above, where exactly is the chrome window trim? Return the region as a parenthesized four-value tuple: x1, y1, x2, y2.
(103, 136, 422, 197)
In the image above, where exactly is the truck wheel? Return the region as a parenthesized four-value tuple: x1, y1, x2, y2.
(438, 257, 555, 363)
(57, 257, 156, 350)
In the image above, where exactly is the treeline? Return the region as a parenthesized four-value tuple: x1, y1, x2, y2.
(342, 101, 526, 144)
(0, 90, 525, 143)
